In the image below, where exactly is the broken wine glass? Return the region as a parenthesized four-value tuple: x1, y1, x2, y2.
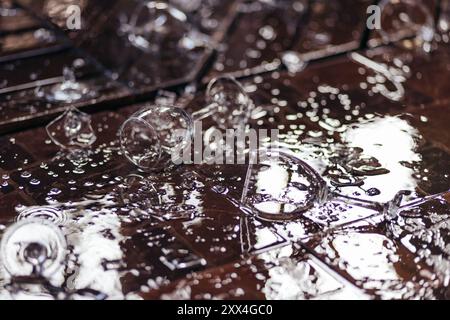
(45, 106, 97, 155)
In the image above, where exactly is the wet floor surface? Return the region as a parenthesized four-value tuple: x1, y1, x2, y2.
(0, 0, 449, 299)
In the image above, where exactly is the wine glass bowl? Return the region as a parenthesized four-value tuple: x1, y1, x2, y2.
(241, 148, 328, 221)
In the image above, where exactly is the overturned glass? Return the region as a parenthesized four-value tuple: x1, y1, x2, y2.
(119, 76, 254, 171)
(119, 105, 193, 171)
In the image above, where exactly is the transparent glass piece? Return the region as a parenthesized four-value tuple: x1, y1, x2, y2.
(46, 107, 97, 150)
(236, 147, 449, 223)
(120, 76, 254, 170)
(192, 75, 254, 130)
(240, 148, 328, 221)
(45, 67, 96, 103)
(0, 219, 67, 278)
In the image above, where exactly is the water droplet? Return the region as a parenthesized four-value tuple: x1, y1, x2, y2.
(29, 178, 40, 186)
(259, 25, 276, 41)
